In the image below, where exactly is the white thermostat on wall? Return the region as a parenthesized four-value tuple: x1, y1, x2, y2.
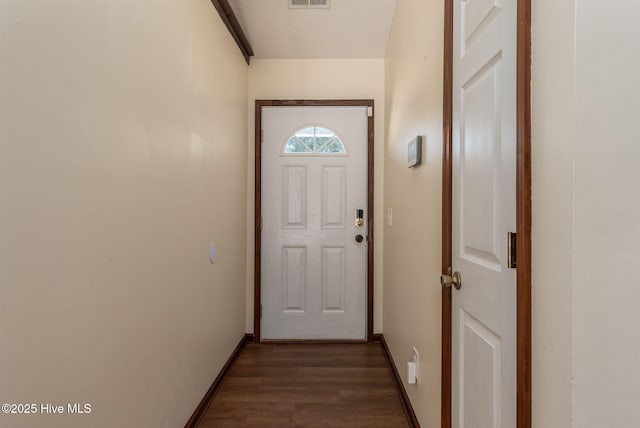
(408, 135, 423, 168)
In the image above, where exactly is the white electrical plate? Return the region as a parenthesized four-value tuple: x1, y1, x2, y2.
(209, 242, 217, 264)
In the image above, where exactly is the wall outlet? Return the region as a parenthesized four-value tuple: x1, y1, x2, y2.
(412, 347, 419, 380)
(407, 361, 417, 384)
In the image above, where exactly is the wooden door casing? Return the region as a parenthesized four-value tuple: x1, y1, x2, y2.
(442, 0, 531, 427)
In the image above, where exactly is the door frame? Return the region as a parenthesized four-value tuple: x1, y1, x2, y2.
(441, 1, 532, 427)
(254, 99, 375, 343)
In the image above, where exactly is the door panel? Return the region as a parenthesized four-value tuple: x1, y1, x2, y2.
(282, 246, 306, 313)
(461, 309, 502, 428)
(261, 106, 367, 340)
(452, 0, 516, 426)
(321, 246, 345, 312)
(282, 166, 307, 229)
(463, 0, 502, 55)
(461, 55, 502, 269)
(322, 166, 346, 229)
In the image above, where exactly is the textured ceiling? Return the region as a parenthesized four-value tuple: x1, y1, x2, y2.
(228, 0, 397, 59)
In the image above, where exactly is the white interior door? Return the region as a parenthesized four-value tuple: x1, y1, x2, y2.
(261, 106, 368, 340)
(451, 0, 517, 426)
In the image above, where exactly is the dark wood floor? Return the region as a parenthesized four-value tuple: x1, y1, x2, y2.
(197, 343, 411, 428)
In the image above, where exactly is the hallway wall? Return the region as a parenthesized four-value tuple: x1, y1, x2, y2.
(533, 0, 640, 426)
(383, 0, 444, 426)
(531, 0, 575, 426)
(246, 58, 385, 334)
(0, 1, 248, 427)
(571, 1, 640, 425)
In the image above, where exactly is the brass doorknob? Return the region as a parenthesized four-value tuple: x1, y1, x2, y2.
(441, 270, 462, 290)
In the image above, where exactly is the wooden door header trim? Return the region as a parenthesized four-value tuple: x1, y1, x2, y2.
(256, 100, 374, 107)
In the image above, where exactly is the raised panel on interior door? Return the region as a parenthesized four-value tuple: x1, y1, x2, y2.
(282, 166, 307, 229)
(460, 54, 502, 270)
(281, 246, 307, 313)
(462, 0, 502, 54)
(321, 246, 345, 313)
(322, 166, 346, 229)
(460, 309, 501, 428)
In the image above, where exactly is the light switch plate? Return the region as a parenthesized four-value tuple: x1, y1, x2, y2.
(407, 362, 417, 384)
(209, 242, 217, 264)
(387, 208, 393, 226)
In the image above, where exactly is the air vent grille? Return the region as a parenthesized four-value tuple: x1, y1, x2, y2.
(289, 0, 330, 9)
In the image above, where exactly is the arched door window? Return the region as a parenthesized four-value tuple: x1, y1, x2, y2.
(283, 126, 346, 155)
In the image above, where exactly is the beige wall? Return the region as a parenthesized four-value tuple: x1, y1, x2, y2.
(572, 1, 640, 426)
(246, 58, 385, 334)
(0, 1, 248, 427)
(533, 0, 640, 426)
(531, 0, 575, 426)
(383, 0, 444, 426)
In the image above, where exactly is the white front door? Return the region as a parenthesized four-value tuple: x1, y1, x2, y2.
(261, 106, 368, 340)
(451, 0, 517, 426)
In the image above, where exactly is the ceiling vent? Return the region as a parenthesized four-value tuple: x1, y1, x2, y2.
(289, 0, 330, 9)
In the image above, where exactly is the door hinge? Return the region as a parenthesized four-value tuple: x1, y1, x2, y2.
(367, 106, 373, 117)
(507, 232, 517, 269)
(261, 129, 264, 144)
(260, 304, 263, 319)
(259, 216, 263, 232)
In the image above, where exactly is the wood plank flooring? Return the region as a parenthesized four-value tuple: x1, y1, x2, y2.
(197, 343, 411, 428)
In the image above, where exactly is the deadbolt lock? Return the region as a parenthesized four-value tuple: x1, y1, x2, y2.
(355, 209, 364, 228)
